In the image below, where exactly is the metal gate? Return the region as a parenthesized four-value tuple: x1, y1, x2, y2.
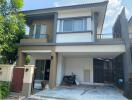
(94, 59, 114, 83)
(11, 68, 24, 92)
(94, 59, 104, 83)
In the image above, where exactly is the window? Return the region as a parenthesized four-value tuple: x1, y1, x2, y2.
(35, 24, 41, 38)
(32, 24, 47, 38)
(58, 17, 91, 32)
(63, 19, 73, 32)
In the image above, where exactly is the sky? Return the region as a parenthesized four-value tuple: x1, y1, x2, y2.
(23, 0, 132, 34)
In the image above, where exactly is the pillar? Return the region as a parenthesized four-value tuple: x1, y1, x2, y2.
(22, 65, 35, 97)
(49, 52, 57, 89)
(17, 48, 26, 67)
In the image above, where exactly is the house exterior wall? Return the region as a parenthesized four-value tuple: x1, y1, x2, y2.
(64, 57, 93, 84)
(20, 38, 48, 44)
(0, 65, 14, 82)
(56, 8, 93, 43)
(56, 32, 93, 43)
(55, 45, 125, 52)
(29, 53, 51, 65)
(56, 53, 93, 86)
(57, 8, 91, 18)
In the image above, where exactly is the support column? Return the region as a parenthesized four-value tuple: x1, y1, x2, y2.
(17, 48, 26, 67)
(56, 53, 64, 86)
(92, 12, 98, 41)
(49, 52, 57, 89)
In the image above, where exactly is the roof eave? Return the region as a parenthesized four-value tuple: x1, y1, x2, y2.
(22, 1, 109, 15)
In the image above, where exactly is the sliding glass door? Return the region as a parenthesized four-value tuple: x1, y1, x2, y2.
(35, 60, 51, 81)
(35, 60, 46, 80)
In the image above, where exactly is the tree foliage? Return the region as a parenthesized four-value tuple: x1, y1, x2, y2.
(0, 0, 25, 64)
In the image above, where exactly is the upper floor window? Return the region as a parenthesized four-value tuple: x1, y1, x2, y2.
(58, 17, 91, 33)
(30, 24, 47, 38)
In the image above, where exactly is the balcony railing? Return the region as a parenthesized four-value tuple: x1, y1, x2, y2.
(96, 34, 112, 39)
(24, 34, 48, 39)
(96, 34, 121, 40)
(21, 34, 48, 44)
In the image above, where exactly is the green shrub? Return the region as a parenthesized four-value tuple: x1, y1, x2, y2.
(0, 82, 10, 99)
(26, 55, 31, 64)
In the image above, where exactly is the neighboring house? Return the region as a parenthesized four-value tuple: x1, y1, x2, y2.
(16, 0, 132, 99)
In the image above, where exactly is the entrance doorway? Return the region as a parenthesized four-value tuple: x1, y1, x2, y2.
(33, 60, 51, 90)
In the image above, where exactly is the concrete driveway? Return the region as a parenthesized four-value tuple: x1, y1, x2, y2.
(28, 85, 128, 100)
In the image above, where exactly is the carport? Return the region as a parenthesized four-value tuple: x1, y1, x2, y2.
(29, 85, 127, 100)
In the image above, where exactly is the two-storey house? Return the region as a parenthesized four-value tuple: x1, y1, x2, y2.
(16, 0, 132, 98)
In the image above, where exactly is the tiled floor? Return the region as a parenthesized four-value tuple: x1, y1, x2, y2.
(28, 85, 128, 100)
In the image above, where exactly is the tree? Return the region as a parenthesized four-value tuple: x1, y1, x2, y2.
(0, 0, 25, 64)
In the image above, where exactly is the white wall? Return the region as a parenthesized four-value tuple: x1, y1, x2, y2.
(57, 8, 93, 43)
(0, 65, 14, 82)
(64, 57, 93, 84)
(55, 45, 126, 53)
(56, 32, 93, 43)
(56, 55, 93, 85)
(58, 8, 91, 18)
(29, 53, 51, 65)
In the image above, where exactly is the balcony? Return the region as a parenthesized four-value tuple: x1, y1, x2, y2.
(96, 34, 113, 39)
(96, 33, 122, 39)
(20, 34, 48, 44)
(96, 33, 123, 44)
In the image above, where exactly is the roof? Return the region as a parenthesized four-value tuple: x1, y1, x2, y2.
(22, 1, 108, 15)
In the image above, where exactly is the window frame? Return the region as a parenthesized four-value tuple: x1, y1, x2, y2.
(57, 16, 92, 33)
(32, 24, 47, 38)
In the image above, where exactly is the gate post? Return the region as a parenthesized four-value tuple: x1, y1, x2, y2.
(22, 65, 35, 97)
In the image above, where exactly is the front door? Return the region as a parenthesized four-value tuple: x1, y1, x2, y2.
(34, 60, 50, 90)
(35, 60, 51, 81)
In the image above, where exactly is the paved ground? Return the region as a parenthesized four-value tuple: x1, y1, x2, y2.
(5, 92, 25, 100)
(27, 85, 128, 100)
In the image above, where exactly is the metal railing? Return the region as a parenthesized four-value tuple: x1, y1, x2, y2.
(24, 34, 48, 39)
(96, 33, 122, 40)
(96, 34, 113, 39)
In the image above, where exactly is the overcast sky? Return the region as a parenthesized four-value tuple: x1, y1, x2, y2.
(23, 0, 132, 34)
